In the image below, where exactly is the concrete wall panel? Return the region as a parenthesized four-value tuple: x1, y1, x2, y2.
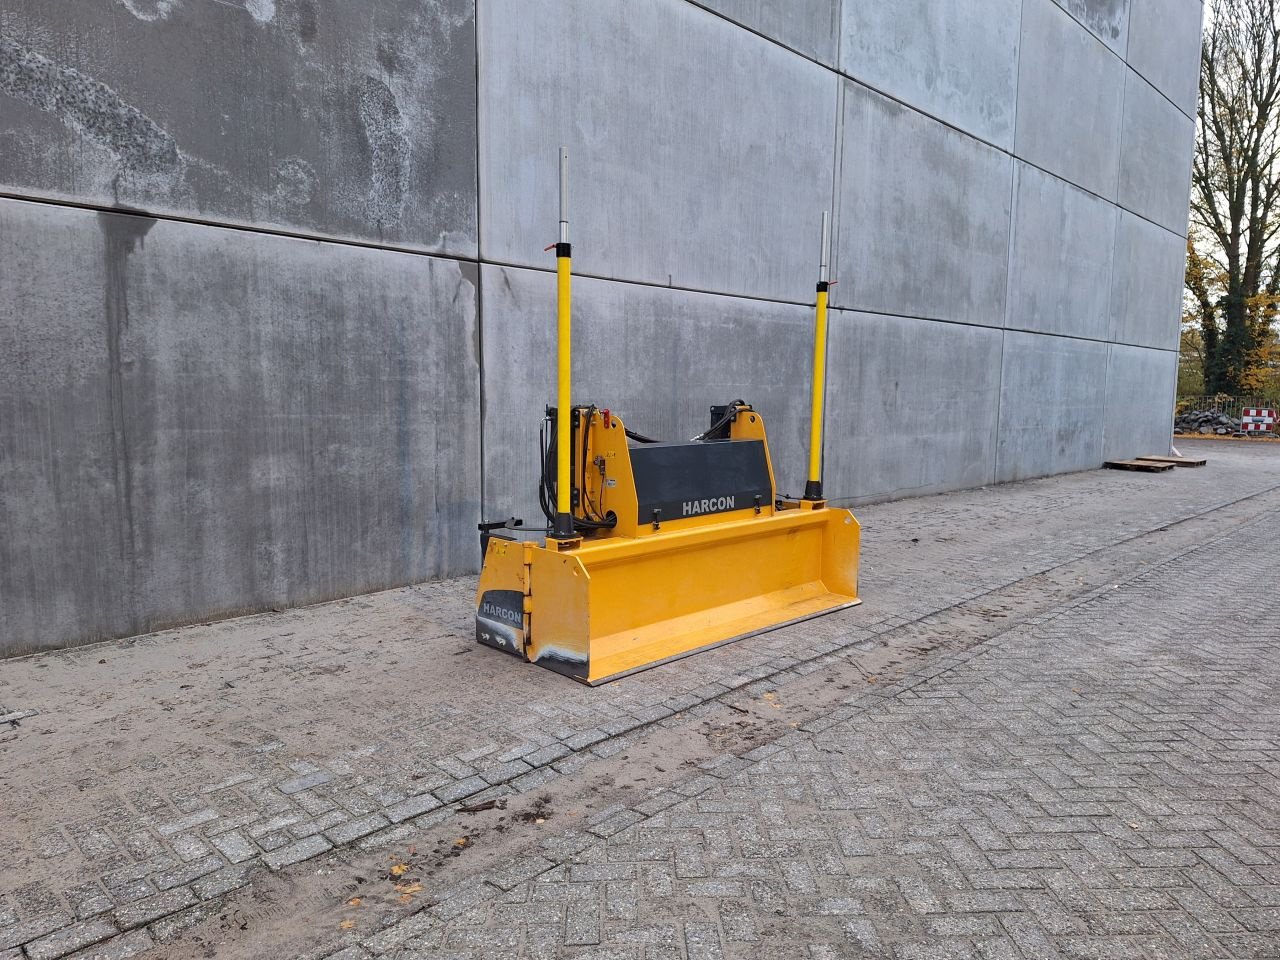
(477, 0, 837, 302)
(835, 83, 1013, 326)
(840, 0, 1022, 147)
(1007, 163, 1118, 341)
(0, 198, 480, 655)
(1127, 0, 1203, 117)
(1110, 211, 1186, 350)
(0, 1, 1204, 655)
(996, 332, 1109, 482)
(823, 312, 1003, 504)
(1016, 0, 1125, 199)
(1102, 344, 1176, 461)
(0, 0, 478, 254)
(480, 264, 816, 524)
(1051, 0, 1130, 54)
(695, 0, 840, 65)
(1118, 71, 1196, 235)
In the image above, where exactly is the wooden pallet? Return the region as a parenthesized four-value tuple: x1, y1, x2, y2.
(1104, 459, 1175, 472)
(1136, 454, 1207, 468)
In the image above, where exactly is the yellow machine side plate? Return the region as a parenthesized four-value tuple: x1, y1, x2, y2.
(523, 506, 860, 684)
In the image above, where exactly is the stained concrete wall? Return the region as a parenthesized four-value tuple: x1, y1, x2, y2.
(0, 0, 1201, 654)
(0, 198, 480, 650)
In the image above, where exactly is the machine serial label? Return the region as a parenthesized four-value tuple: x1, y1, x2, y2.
(682, 496, 735, 516)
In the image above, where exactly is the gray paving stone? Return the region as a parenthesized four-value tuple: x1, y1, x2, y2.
(289, 810, 348, 838)
(564, 728, 609, 751)
(383, 793, 442, 824)
(0, 914, 73, 951)
(433, 776, 488, 804)
(278, 771, 334, 795)
(155, 810, 218, 837)
(262, 835, 332, 871)
(318, 949, 372, 960)
(479, 758, 533, 786)
(192, 865, 252, 901)
(209, 831, 256, 864)
(151, 856, 224, 891)
(428, 879, 498, 921)
(487, 855, 557, 891)
(361, 911, 439, 954)
(60, 930, 154, 960)
(113, 888, 196, 931)
(565, 901, 600, 945)
(23, 918, 119, 960)
(325, 813, 390, 846)
(587, 809, 645, 838)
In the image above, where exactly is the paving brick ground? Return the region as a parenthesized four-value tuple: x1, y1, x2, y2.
(2, 439, 1279, 958)
(321, 470, 1280, 960)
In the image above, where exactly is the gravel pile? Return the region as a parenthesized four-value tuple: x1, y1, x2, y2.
(1174, 410, 1241, 435)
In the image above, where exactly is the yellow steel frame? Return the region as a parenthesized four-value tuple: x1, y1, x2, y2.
(476, 405, 861, 685)
(474, 181, 861, 685)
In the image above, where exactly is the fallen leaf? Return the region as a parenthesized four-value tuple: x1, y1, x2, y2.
(340, 920, 356, 930)
(347, 897, 362, 907)
(395, 882, 424, 895)
(390, 863, 410, 877)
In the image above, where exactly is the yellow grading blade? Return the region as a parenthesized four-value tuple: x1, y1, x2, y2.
(525, 504, 860, 685)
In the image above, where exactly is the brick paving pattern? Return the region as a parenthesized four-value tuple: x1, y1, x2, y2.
(326, 503, 1280, 959)
(1, 441, 1278, 957)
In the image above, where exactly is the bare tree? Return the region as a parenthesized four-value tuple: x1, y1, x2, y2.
(1189, 0, 1280, 394)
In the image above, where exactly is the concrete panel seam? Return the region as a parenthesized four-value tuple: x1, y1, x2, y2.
(1046, 0, 1196, 123)
(1001, 159, 1022, 333)
(1, 76, 1191, 269)
(680, 0, 835, 69)
(687, 0, 1196, 131)
(1100, 342, 1115, 463)
(0, 191, 479, 267)
(993, 329, 1011, 484)
(827, 82, 1187, 239)
(1105, 154, 1124, 344)
(1010, 0, 1026, 152)
(841, 309, 1178, 353)
(474, 260, 1181, 353)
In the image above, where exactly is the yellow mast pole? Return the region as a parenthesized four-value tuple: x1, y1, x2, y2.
(805, 211, 831, 502)
(552, 148, 575, 540)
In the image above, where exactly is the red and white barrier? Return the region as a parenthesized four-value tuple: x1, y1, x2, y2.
(1241, 408, 1277, 433)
